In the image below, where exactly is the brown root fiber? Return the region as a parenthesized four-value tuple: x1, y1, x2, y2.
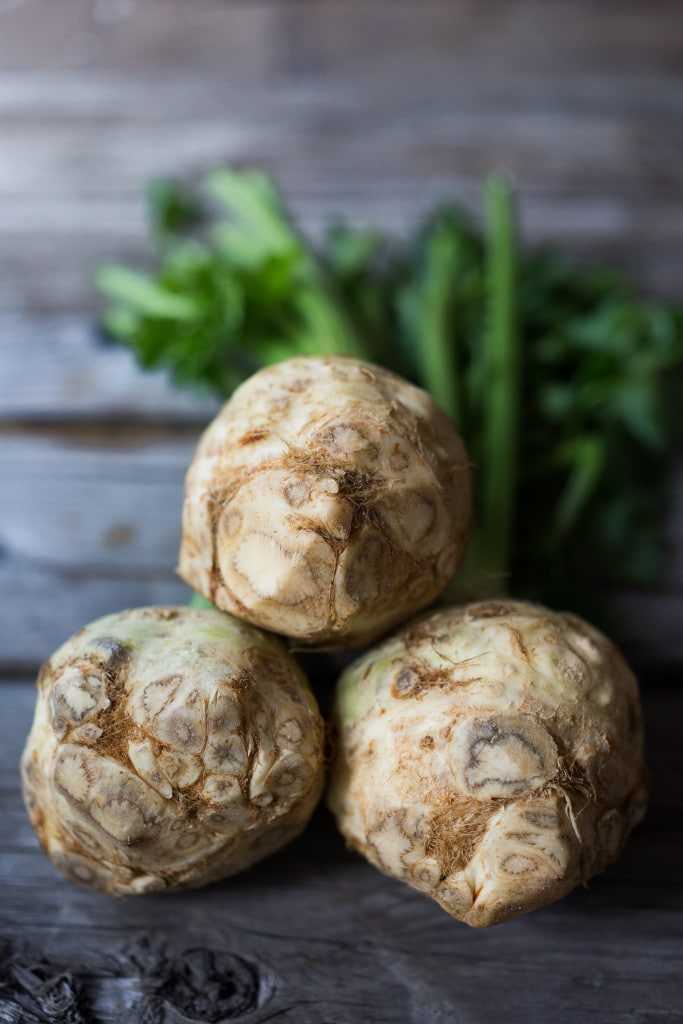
(21, 607, 325, 896)
(328, 599, 647, 927)
(178, 356, 472, 648)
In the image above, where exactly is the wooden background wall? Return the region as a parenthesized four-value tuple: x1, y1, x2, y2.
(2, 0, 683, 670)
(2, 6, 683, 1023)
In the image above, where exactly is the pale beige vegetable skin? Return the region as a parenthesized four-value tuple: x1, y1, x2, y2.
(328, 600, 647, 927)
(178, 355, 472, 648)
(21, 607, 325, 895)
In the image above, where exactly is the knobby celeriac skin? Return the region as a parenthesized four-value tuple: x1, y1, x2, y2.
(21, 607, 325, 896)
(328, 600, 647, 927)
(178, 355, 472, 648)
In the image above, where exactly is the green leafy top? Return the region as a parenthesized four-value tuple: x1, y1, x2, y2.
(95, 167, 683, 631)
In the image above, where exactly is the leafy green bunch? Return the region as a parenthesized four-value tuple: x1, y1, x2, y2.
(96, 168, 683, 628)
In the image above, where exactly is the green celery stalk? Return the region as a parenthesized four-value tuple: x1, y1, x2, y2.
(415, 222, 462, 428)
(474, 174, 520, 589)
(297, 286, 369, 360)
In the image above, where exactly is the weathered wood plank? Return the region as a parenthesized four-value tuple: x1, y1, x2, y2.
(1, 430, 683, 668)
(0, 0, 276, 73)
(0, 315, 217, 422)
(0, 2, 681, 667)
(0, 681, 681, 1023)
(0, 561, 190, 669)
(1, 2, 683, 312)
(4, 556, 683, 673)
(4, 199, 681, 312)
(0, 5, 681, 1018)
(3, 0, 683, 73)
(0, 434, 194, 570)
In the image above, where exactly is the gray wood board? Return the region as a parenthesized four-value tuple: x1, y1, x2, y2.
(0, 561, 190, 670)
(0, 681, 681, 1024)
(1, 434, 194, 570)
(0, 315, 217, 423)
(1, 6, 683, 1016)
(2, 429, 683, 578)
(1, 423, 682, 669)
(2, 1, 683, 313)
(2, 0, 683, 671)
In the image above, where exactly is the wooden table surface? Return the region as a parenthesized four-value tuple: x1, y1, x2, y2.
(1, 680, 682, 1024)
(1, 2, 683, 1021)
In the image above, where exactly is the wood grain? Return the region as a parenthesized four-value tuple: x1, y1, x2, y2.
(1, 1, 683, 313)
(4, 0, 683, 672)
(0, 561, 189, 670)
(0, 315, 217, 423)
(1, 680, 682, 1024)
(0, 426, 682, 668)
(1, 434, 192, 570)
(1, 5, 682, 1020)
